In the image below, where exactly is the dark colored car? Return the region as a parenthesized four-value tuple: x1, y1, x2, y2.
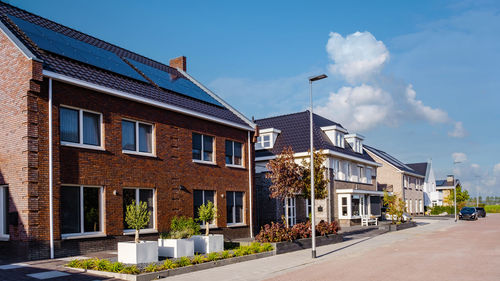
(476, 207, 486, 218)
(459, 207, 478, 220)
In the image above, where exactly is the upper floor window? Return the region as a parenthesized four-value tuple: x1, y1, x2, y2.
(60, 106, 102, 149)
(255, 134, 271, 149)
(225, 140, 243, 166)
(192, 133, 214, 162)
(404, 176, 409, 188)
(366, 167, 373, 184)
(358, 166, 365, 183)
(122, 120, 154, 155)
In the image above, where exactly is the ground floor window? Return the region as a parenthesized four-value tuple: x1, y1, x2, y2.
(283, 197, 296, 226)
(339, 194, 382, 219)
(123, 188, 155, 230)
(420, 200, 423, 213)
(194, 190, 215, 225)
(352, 196, 360, 216)
(340, 196, 349, 217)
(306, 198, 312, 219)
(0, 186, 8, 237)
(227, 191, 244, 224)
(61, 185, 102, 236)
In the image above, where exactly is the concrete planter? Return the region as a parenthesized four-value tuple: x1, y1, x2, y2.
(158, 238, 194, 258)
(118, 241, 158, 264)
(272, 234, 343, 255)
(191, 234, 224, 254)
(388, 221, 417, 231)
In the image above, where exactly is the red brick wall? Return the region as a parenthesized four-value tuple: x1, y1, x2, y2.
(0, 30, 43, 242)
(34, 79, 254, 241)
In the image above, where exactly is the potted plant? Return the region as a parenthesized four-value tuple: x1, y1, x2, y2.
(158, 216, 199, 258)
(118, 202, 158, 264)
(192, 201, 224, 253)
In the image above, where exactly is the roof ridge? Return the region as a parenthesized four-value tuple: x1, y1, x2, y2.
(0, 1, 174, 72)
(255, 110, 309, 122)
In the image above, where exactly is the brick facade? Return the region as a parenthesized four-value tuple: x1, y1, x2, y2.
(0, 29, 255, 259)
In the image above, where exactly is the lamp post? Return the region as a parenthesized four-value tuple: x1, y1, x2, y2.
(453, 161, 462, 222)
(309, 74, 327, 259)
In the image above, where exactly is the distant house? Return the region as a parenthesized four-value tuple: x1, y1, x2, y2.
(0, 2, 255, 260)
(407, 160, 438, 208)
(254, 111, 382, 228)
(364, 146, 425, 215)
(436, 175, 460, 206)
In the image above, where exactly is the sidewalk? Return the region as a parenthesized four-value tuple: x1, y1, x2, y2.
(160, 217, 455, 281)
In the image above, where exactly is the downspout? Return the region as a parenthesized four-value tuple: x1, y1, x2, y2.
(48, 78, 54, 259)
(248, 131, 253, 238)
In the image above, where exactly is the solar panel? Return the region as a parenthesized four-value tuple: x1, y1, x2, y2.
(8, 15, 148, 83)
(127, 58, 223, 107)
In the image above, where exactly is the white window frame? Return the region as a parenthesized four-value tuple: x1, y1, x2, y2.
(195, 190, 217, 227)
(306, 198, 312, 218)
(255, 134, 272, 150)
(339, 194, 350, 219)
(123, 187, 156, 234)
(121, 118, 156, 157)
(358, 165, 365, 183)
(0, 186, 8, 240)
(227, 191, 245, 226)
(283, 197, 296, 226)
(333, 159, 340, 180)
(404, 175, 409, 188)
(61, 185, 104, 239)
(366, 167, 373, 184)
(192, 133, 216, 164)
(225, 140, 244, 168)
(347, 162, 352, 181)
(60, 105, 104, 151)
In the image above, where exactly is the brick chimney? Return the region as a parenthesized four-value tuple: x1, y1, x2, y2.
(169, 56, 187, 72)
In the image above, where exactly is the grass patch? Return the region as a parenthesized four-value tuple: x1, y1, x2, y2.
(485, 205, 500, 213)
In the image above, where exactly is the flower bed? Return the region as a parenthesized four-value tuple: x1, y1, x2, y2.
(255, 220, 340, 243)
(66, 242, 273, 277)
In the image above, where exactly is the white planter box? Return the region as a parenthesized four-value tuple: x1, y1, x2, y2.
(192, 234, 224, 254)
(158, 238, 194, 258)
(117, 241, 158, 264)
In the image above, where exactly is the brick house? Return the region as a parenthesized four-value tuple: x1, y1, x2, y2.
(0, 2, 256, 260)
(254, 111, 383, 228)
(364, 146, 425, 215)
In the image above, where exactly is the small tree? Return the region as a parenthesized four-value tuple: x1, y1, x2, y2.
(125, 201, 151, 243)
(198, 201, 216, 236)
(301, 150, 329, 200)
(444, 184, 470, 210)
(265, 146, 305, 199)
(383, 191, 406, 224)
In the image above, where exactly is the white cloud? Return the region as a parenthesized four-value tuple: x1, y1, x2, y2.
(494, 163, 500, 174)
(452, 152, 467, 163)
(405, 85, 449, 123)
(326, 31, 389, 84)
(448, 121, 467, 138)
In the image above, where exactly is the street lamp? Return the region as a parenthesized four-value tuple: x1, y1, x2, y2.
(453, 161, 461, 222)
(309, 74, 327, 259)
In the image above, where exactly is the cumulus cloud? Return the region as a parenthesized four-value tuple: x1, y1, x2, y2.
(448, 121, 467, 138)
(452, 152, 467, 163)
(326, 31, 389, 84)
(405, 85, 449, 123)
(494, 163, 500, 174)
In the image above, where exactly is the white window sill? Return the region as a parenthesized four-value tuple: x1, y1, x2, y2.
(122, 150, 156, 158)
(61, 232, 106, 240)
(0, 235, 10, 241)
(123, 229, 157, 235)
(225, 164, 245, 169)
(61, 142, 105, 151)
(227, 223, 246, 228)
(192, 159, 217, 166)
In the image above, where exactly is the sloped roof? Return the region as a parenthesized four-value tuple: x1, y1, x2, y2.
(364, 145, 420, 175)
(0, 1, 252, 128)
(407, 162, 428, 177)
(254, 111, 376, 163)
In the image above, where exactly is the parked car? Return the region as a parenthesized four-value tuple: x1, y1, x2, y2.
(385, 212, 412, 222)
(459, 207, 478, 220)
(475, 207, 486, 218)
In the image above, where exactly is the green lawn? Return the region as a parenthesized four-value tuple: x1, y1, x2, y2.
(484, 205, 500, 213)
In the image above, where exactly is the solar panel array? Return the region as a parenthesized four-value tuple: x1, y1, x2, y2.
(128, 58, 223, 107)
(8, 15, 223, 107)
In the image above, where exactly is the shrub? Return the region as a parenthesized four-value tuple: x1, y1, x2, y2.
(206, 252, 221, 261)
(163, 259, 178, 270)
(80, 259, 95, 270)
(191, 254, 206, 264)
(94, 258, 112, 271)
(121, 265, 140, 275)
(430, 206, 455, 215)
(484, 205, 500, 213)
(144, 263, 161, 273)
(248, 242, 262, 254)
(220, 250, 232, 259)
(109, 262, 124, 273)
(66, 259, 81, 268)
(176, 257, 192, 267)
(256, 220, 340, 243)
(161, 216, 200, 239)
(260, 243, 274, 252)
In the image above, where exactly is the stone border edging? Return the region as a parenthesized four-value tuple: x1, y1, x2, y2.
(66, 251, 275, 281)
(271, 234, 343, 255)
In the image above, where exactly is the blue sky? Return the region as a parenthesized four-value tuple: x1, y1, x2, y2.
(9, 0, 500, 196)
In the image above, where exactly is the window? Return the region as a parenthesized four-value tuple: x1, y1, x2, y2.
(366, 168, 372, 184)
(194, 190, 215, 225)
(306, 198, 312, 218)
(283, 197, 296, 226)
(122, 120, 154, 155)
(227, 191, 244, 224)
(333, 160, 340, 180)
(61, 185, 102, 236)
(60, 106, 102, 148)
(404, 176, 409, 188)
(192, 133, 214, 162)
(352, 196, 360, 217)
(0, 186, 8, 238)
(225, 140, 243, 166)
(123, 188, 155, 230)
(341, 196, 349, 217)
(358, 166, 365, 183)
(346, 162, 352, 181)
(255, 134, 271, 149)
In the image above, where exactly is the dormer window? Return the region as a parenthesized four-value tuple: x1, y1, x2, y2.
(255, 128, 281, 150)
(345, 133, 365, 154)
(321, 125, 347, 148)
